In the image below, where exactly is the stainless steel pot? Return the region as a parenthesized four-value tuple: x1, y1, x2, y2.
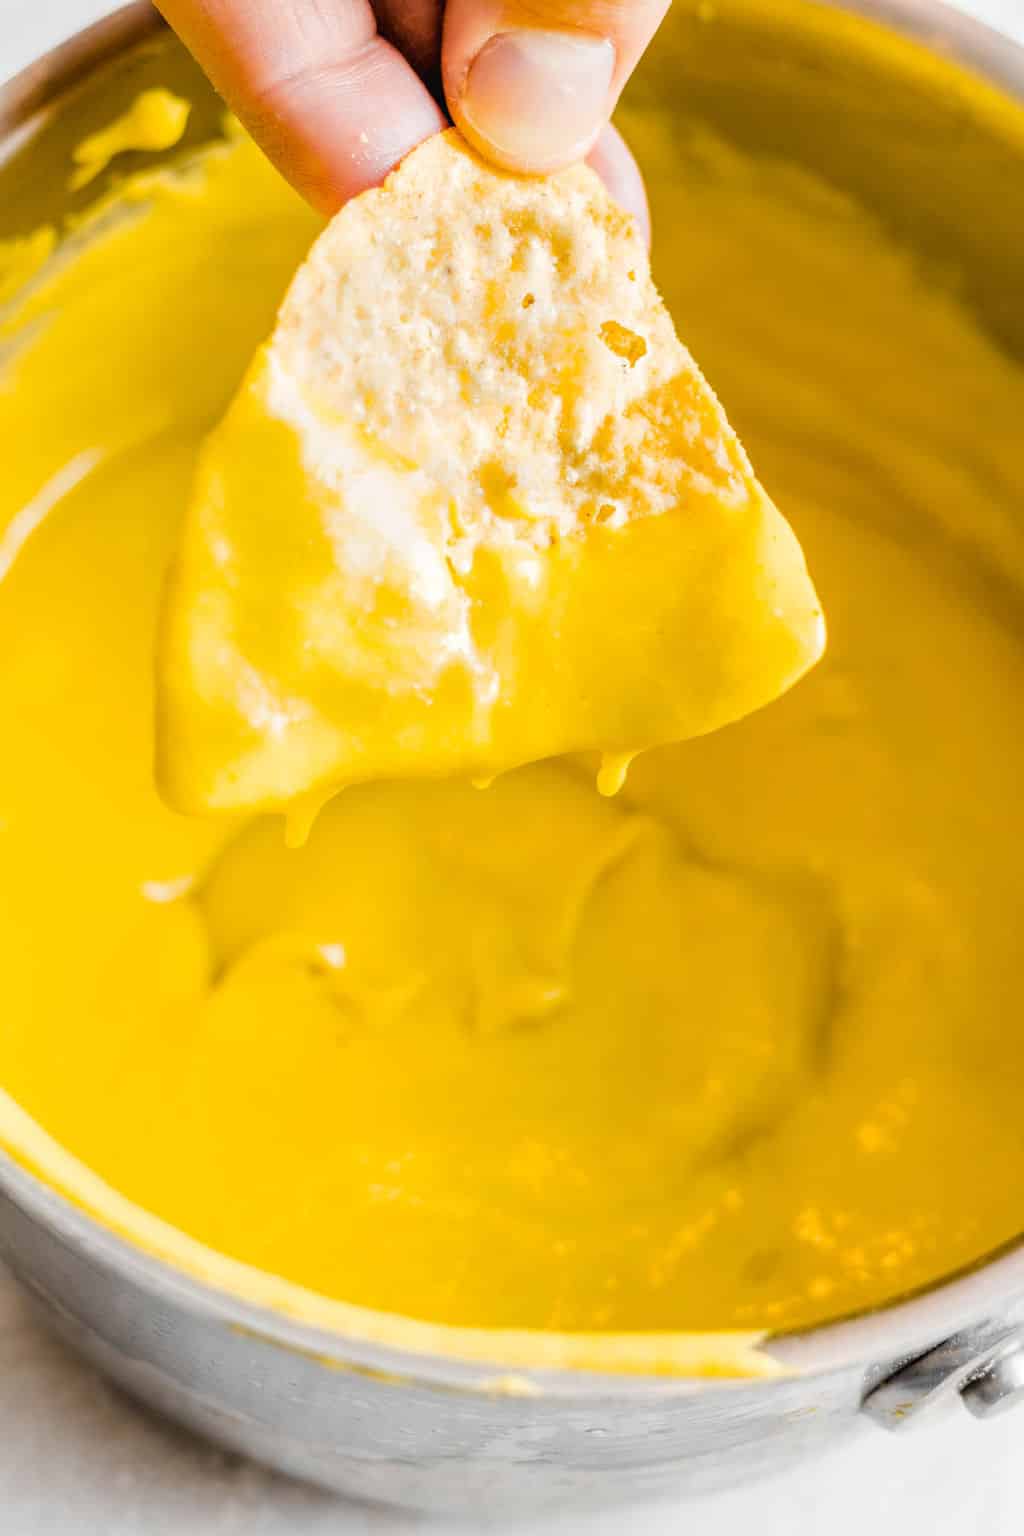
(1, 0, 1023, 1517)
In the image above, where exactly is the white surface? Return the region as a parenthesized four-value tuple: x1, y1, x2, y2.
(1, 0, 1022, 1531)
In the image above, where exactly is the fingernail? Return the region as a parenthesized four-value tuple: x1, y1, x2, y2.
(460, 30, 616, 171)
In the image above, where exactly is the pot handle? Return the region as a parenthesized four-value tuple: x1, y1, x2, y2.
(862, 1321, 1024, 1430)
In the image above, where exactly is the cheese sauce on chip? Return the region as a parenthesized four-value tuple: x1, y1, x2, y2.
(157, 132, 824, 818)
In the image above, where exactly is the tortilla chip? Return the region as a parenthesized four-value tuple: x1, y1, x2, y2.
(158, 130, 824, 814)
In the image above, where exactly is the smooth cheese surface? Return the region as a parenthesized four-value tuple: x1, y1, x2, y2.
(0, 96, 1023, 1365)
(157, 131, 823, 818)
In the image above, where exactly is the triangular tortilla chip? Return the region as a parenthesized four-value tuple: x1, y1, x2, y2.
(158, 130, 824, 815)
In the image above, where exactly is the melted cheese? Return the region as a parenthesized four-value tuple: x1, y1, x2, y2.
(0, 81, 1022, 1372)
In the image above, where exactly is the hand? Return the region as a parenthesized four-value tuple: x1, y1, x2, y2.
(156, 1, 669, 236)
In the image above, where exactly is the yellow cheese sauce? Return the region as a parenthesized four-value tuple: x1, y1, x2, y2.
(1, 84, 1023, 1365)
(67, 88, 192, 191)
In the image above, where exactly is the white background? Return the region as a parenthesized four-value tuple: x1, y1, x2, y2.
(1, 1, 1022, 1530)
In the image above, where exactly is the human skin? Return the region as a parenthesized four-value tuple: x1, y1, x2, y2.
(155, 0, 669, 237)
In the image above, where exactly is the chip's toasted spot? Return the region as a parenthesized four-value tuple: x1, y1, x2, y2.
(600, 320, 648, 366)
(158, 130, 825, 816)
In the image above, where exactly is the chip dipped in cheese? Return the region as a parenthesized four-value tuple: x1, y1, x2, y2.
(158, 130, 825, 816)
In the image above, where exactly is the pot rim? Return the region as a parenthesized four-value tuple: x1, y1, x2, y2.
(0, 0, 1023, 1395)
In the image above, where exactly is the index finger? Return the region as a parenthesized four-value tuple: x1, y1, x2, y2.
(156, 0, 446, 212)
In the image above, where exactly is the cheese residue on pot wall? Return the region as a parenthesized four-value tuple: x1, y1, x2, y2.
(0, 69, 1023, 1377)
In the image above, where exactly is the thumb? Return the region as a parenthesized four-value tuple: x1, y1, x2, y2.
(442, 0, 669, 173)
